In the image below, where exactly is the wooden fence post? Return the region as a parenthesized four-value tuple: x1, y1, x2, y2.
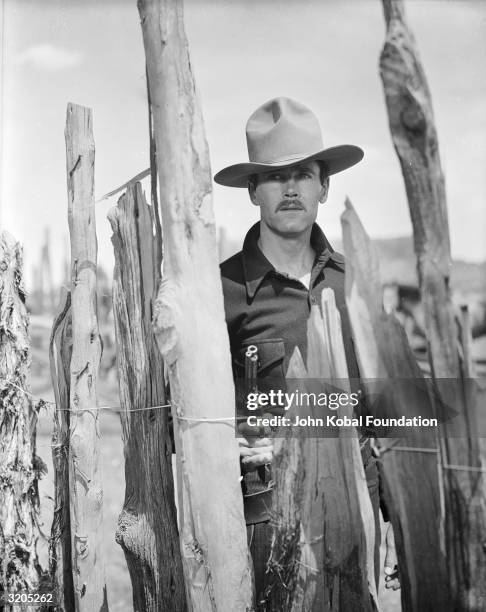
(0, 231, 44, 605)
(65, 103, 108, 611)
(137, 0, 253, 609)
(264, 294, 376, 611)
(108, 182, 186, 611)
(341, 198, 451, 611)
(49, 289, 75, 611)
(379, 1, 486, 607)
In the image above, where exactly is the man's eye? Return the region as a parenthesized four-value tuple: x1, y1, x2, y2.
(267, 174, 282, 181)
(298, 172, 311, 179)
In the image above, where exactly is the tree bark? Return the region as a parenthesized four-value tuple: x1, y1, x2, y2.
(0, 231, 43, 605)
(342, 198, 451, 611)
(49, 289, 75, 612)
(108, 182, 186, 611)
(264, 294, 375, 611)
(137, 1, 253, 609)
(458, 306, 475, 380)
(65, 103, 108, 611)
(380, 1, 486, 607)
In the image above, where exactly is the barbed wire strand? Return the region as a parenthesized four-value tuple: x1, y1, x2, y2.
(379, 440, 486, 473)
(6, 379, 486, 471)
(442, 464, 486, 474)
(381, 445, 439, 455)
(1, 378, 244, 421)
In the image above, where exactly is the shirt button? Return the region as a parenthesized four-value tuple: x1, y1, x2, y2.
(310, 296, 316, 305)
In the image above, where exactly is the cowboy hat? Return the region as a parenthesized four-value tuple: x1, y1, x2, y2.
(213, 97, 364, 188)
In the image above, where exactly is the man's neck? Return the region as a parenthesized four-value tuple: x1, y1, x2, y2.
(258, 223, 315, 279)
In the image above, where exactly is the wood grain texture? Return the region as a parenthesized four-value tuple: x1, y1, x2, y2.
(108, 182, 186, 612)
(264, 296, 375, 611)
(342, 198, 450, 611)
(65, 103, 108, 611)
(0, 231, 43, 606)
(137, 1, 252, 610)
(380, 1, 486, 607)
(49, 289, 75, 611)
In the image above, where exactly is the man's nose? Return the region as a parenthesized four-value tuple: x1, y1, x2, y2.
(283, 177, 298, 197)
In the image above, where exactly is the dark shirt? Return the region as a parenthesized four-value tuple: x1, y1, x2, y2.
(221, 221, 375, 506)
(220, 221, 361, 385)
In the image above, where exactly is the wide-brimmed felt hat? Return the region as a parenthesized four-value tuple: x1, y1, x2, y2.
(213, 97, 364, 188)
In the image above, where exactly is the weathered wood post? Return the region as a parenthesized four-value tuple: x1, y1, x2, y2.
(380, 0, 486, 607)
(265, 294, 376, 611)
(0, 231, 44, 604)
(108, 182, 186, 611)
(49, 289, 75, 611)
(137, 0, 253, 609)
(65, 103, 108, 611)
(342, 198, 451, 611)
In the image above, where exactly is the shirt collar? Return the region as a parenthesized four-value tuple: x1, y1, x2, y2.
(242, 221, 344, 300)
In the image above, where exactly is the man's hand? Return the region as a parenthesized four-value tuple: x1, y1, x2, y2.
(238, 436, 273, 473)
(237, 414, 274, 473)
(384, 523, 400, 590)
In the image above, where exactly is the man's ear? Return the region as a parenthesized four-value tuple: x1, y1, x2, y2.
(248, 182, 260, 207)
(319, 177, 330, 204)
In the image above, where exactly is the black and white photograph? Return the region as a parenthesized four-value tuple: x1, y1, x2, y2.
(1, 0, 485, 610)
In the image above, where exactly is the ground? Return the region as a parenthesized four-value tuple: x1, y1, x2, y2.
(31, 314, 486, 610)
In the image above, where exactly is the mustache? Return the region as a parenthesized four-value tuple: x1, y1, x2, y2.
(277, 199, 304, 210)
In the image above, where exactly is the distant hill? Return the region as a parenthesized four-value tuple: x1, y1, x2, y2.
(333, 236, 418, 285)
(335, 236, 485, 297)
(451, 260, 486, 297)
(219, 232, 485, 298)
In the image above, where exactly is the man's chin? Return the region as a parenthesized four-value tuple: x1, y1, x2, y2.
(272, 222, 312, 238)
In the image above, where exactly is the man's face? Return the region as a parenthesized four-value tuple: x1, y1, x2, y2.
(249, 161, 329, 237)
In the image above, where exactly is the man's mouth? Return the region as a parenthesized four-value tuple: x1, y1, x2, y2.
(278, 201, 304, 211)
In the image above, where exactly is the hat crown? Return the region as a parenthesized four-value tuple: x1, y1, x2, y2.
(246, 97, 324, 164)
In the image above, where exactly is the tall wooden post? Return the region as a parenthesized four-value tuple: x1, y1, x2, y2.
(265, 295, 376, 611)
(342, 198, 451, 611)
(108, 183, 186, 611)
(49, 289, 75, 611)
(137, 1, 253, 609)
(380, 1, 486, 607)
(0, 231, 43, 605)
(65, 103, 108, 611)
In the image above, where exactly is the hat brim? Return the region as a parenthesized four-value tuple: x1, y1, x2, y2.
(213, 145, 364, 188)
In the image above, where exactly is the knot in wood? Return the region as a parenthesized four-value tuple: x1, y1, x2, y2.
(74, 534, 89, 559)
(401, 104, 426, 134)
(187, 539, 205, 564)
(92, 483, 103, 509)
(65, 321, 73, 341)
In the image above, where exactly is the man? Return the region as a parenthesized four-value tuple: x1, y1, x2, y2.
(214, 97, 399, 601)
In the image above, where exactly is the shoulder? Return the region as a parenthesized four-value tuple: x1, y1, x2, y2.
(320, 250, 346, 295)
(325, 250, 346, 278)
(220, 250, 246, 303)
(220, 251, 247, 326)
(220, 250, 245, 284)
(330, 251, 345, 267)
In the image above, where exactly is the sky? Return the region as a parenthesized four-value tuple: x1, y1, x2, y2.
(1, 0, 486, 286)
